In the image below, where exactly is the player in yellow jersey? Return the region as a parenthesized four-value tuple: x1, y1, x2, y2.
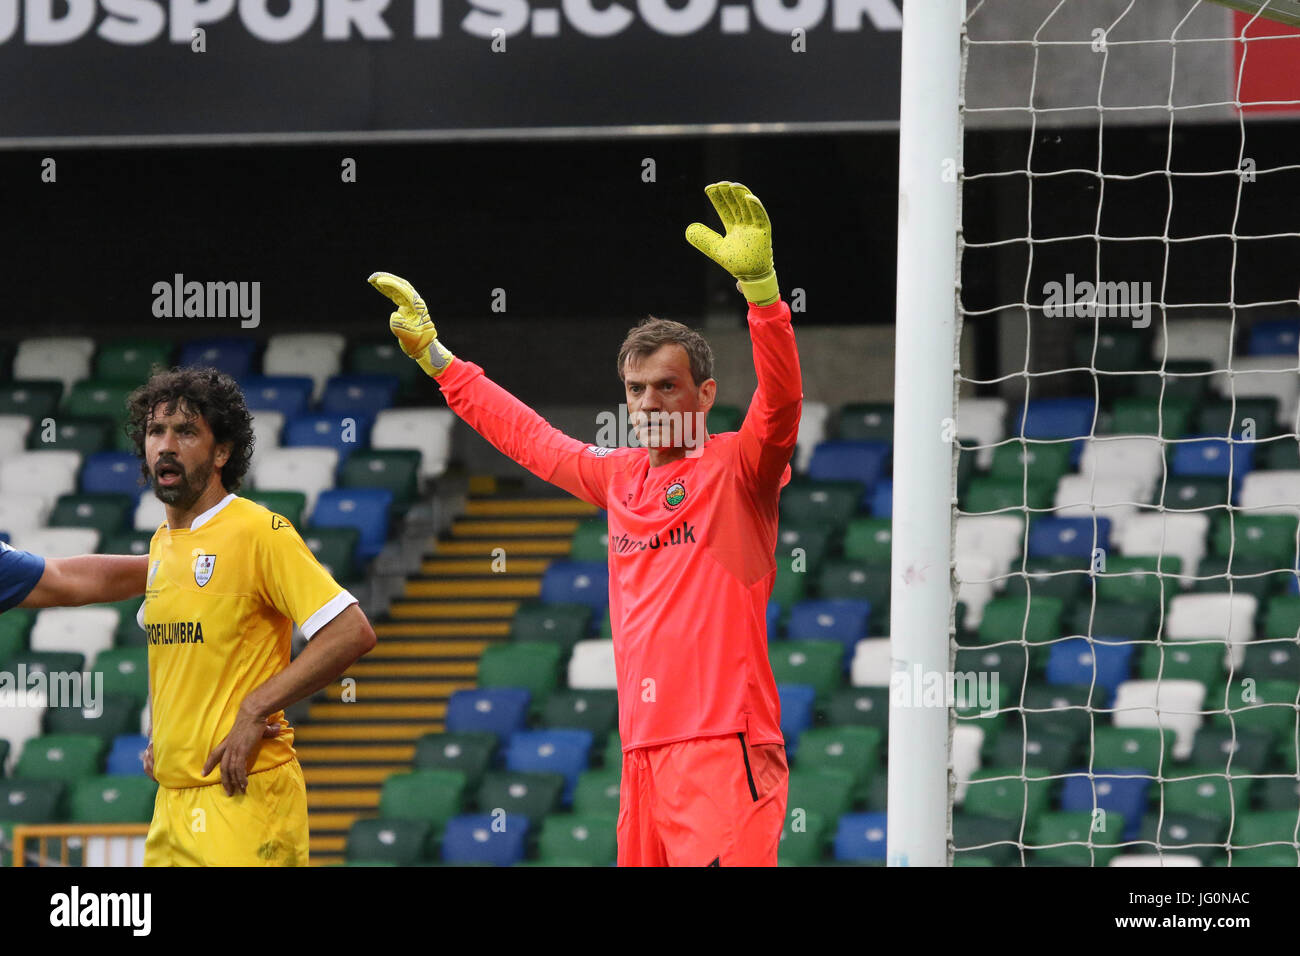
(127, 367, 377, 866)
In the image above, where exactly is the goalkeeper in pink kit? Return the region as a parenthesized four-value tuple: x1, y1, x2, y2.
(369, 182, 802, 866)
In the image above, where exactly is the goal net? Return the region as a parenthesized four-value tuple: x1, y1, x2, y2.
(949, 0, 1300, 866)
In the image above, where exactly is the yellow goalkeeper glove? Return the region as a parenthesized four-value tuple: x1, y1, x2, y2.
(367, 272, 455, 379)
(685, 181, 780, 307)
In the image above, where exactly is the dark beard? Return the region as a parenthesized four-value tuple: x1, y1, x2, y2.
(153, 459, 214, 511)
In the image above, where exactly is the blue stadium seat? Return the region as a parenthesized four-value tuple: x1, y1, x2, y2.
(105, 734, 149, 776)
(1249, 319, 1300, 356)
(505, 729, 594, 806)
(808, 441, 890, 490)
(1028, 517, 1112, 559)
(778, 684, 816, 759)
(240, 376, 314, 420)
(309, 488, 393, 562)
(871, 480, 892, 517)
(80, 452, 143, 496)
(445, 688, 530, 738)
(787, 599, 871, 662)
(284, 413, 375, 461)
(320, 375, 401, 418)
(178, 338, 258, 379)
(834, 812, 888, 862)
(540, 561, 609, 614)
(1170, 436, 1255, 483)
(441, 814, 529, 866)
(767, 602, 781, 640)
(1060, 770, 1149, 840)
(1010, 398, 1095, 440)
(1045, 638, 1134, 704)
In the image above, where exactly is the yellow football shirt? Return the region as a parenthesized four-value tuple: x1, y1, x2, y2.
(139, 494, 355, 789)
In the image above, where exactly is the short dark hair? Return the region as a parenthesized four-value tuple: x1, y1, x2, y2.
(126, 366, 255, 492)
(617, 317, 714, 387)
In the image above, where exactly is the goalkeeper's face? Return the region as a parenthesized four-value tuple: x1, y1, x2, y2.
(623, 344, 716, 450)
(144, 401, 231, 510)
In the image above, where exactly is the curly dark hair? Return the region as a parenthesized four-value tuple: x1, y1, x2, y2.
(125, 366, 255, 492)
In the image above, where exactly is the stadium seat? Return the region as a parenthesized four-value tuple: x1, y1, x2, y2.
(1080, 436, 1165, 501)
(1191, 555, 1286, 601)
(30, 607, 117, 660)
(250, 409, 284, 454)
(320, 374, 401, 419)
(1111, 679, 1206, 759)
(986, 725, 1077, 775)
(252, 447, 338, 518)
(540, 561, 608, 614)
(94, 339, 173, 385)
(540, 690, 617, 741)
(1136, 643, 1227, 690)
(284, 413, 374, 462)
(1053, 475, 1146, 533)
(796, 727, 882, 801)
(0, 381, 63, 423)
(706, 404, 743, 434)
(379, 769, 467, 840)
(951, 813, 1022, 866)
(1255, 777, 1300, 812)
(0, 607, 34, 667)
(245, 490, 307, 530)
(1188, 727, 1274, 773)
(93, 648, 149, 708)
(1212, 513, 1298, 565)
(263, 333, 346, 401)
(11, 528, 101, 559)
(827, 687, 888, 733)
(778, 685, 816, 758)
(48, 493, 134, 538)
(1211, 356, 1300, 432)
(819, 563, 890, 628)
(954, 514, 1025, 581)
(0, 415, 32, 456)
(69, 774, 156, 823)
(1260, 597, 1300, 640)
(838, 403, 893, 442)
(240, 375, 314, 420)
(777, 523, 835, 575)
(1153, 318, 1233, 367)
(833, 812, 887, 862)
(1009, 397, 1095, 442)
(0, 779, 65, 824)
(346, 341, 425, 400)
(1166, 593, 1258, 668)
(1216, 678, 1300, 739)
(370, 408, 456, 481)
(842, 517, 892, 564)
(977, 596, 1064, 648)
(1094, 555, 1181, 610)
(779, 479, 862, 525)
(309, 488, 392, 563)
(1230, 810, 1300, 861)
(105, 734, 149, 776)
(794, 400, 830, 473)
(31, 418, 113, 456)
(961, 767, 1053, 826)
(15, 338, 94, 393)
(1171, 436, 1256, 482)
(849, 638, 890, 687)
(787, 767, 855, 823)
(1027, 516, 1111, 560)
(505, 730, 592, 805)
(808, 440, 890, 489)
(1159, 769, 1251, 823)
(1105, 396, 1194, 440)
(537, 813, 617, 866)
(0, 450, 82, 511)
(62, 380, 132, 431)
(870, 480, 892, 517)
(572, 769, 621, 819)
(1045, 638, 1134, 703)
(569, 520, 609, 563)
(1091, 727, 1176, 775)
(1136, 813, 1224, 864)
(1240, 470, 1300, 515)
(300, 525, 358, 580)
(338, 450, 421, 510)
(412, 732, 497, 790)
(441, 813, 529, 866)
(956, 396, 1008, 470)
(951, 724, 986, 803)
(0, 694, 49, 772)
(79, 451, 143, 496)
(1113, 512, 1209, 583)
(14, 734, 103, 783)
(787, 599, 871, 660)
(1248, 318, 1300, 356)
(511, 602, 591, 651)
(346, 818, 430, 865)
(103, 530, 154, 557)
(768, 641, 843, 705)
(43, 695, 135, 746)
(567, 640, 617, 691)
(445, 688, 531, 738)
(1059, 772, 1148, 841)
(0, 493, 51, 535)
(1195, 397, 1280, 438)
(990, 442, 1072, 489)
(1029, 809, 1128, 866)
(1160, 476, 1229, 513)
(778, 808, 831, 866)
(177, 338, 258, 379)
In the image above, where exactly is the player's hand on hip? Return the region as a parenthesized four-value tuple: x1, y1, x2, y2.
(202, 714, 284, 796)
(685, 181, 780, 306)
(142, 739, 155, 782)
(368, 271, 454, 378)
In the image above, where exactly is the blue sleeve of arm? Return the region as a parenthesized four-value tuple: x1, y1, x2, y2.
(0, 543, 46, 612)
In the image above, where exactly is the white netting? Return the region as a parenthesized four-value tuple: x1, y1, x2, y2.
(952, 0, 1300, 866)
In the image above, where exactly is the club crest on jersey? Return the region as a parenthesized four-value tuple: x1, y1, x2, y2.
(664, 481, 687, 510)
(194, 554, 217, 587)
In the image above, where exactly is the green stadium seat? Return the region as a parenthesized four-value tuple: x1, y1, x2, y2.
(1188, 728, 1275, 774)
(827, 687, 889, 731)
(1257, 439, 1300, 471)
(978, 596, 1064, 647)
(1160, 477, 1230, 513)
(540, 689, 618, 740)
(1214, 679, 1300, 739)
(1137, 643, 1227, 689)
(963, 477, 1053, 514)
(245, 490, 307, 530)
(957, 646, 1028, 698)
(962, 767, 1053, 827)
(379, 770, 468, 844)
(776, 523, 835, 574)
(28, 418, 112, 456)
(103, 597, 146, 648)
(42, 695, 135, 745)
(510, 603, 591, 653)
(1193, 556, 1290, 601)
(1096, 556, 1181, 609)
(842, 518, 892, 564)
(99, 531, 154, 557)
(1130, 361, 1213, 403)
(795, 727, 882, 800)
(1159, 768, 1252, 821)
(952, 813, 1023, 866)
(1242, 642, 1300, 683)
(1106, 396, 1194, 439)
(1263, 597, 1300, 640)
(0, 779, 65, 823)
(339, 450, 421, 510)
(301, 526, 359, 581)
(707, 404, 744, 434)
(770, 563, 808, 609)
(0, 381, 62, 420)
(1068, 602, 1157, 641)
(48, 493, 134, 537)
(990, 442, 1072, 489)
(63, 381, 133, 428)
(537, 813, 617, 865)
(572, 769, 621, 819)
(0, 608, 35, 666)
(778, 809, 830, 866)
(768, 641, 843, 706)
(1254, 776, 1300, 812)
(1001, 556, 1089, 607)
(1019, 684, 1103, 739)
(347, 341, 425, 400)
(412, 732, 497, 791)
(818, 562, 890, 626)
(1028, 810, 1126, 866)
(346, 818, 430, 865)
(986, 725, 1078, 775)
(837, 403, 893, 442)
(93, 648, 148, 707)
(1224, 845, 1300, 865)
(1073, 328, 1147, 379)
(780, 480, 863, 526)
(475, 770, 564, 824)
(786, 768, 855, 822)
(94, 340, 173, 385)
(68, 775, 157, 823)
(1212, 514, 1300, 565)
(12, 651, 85, 676)
(569, 520, 609, 562)
(1092, 727, 1176, 774)
(1138, 812, 1223, 864)
(476, 643, 562, 706)
(14, 734, 104, 783)
(1230, 809, 1300, 855)
(1195, 397, 1280, 437)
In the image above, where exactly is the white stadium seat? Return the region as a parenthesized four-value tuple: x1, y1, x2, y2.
(1054, 475, 1147, 536)
(1212, 355, 1300, 432)
(1239, 471, 1300, 515)
(0, 415, 33, 456)
(955, 515, 1025, 578)
(263, 333, 346, 401)
(14, 337, 95, 393)
(958, 396, 1008, 469)
(1115, 512, 1209, 582)
(849, 638, 890, 687)
(134, 495, 166, 532)
(371, 408, 455, 481)
(250, 410, 285, 461)
(952, 724, 985, 804)
(567, 639, 617, 690)
(1109, 854, 1202, 867)
(1080, 436, 1165, 504)
(0, 692, 49, 772)
(29, 607, 119, 660)
(955, 552, 998, 628)
(253, 447, 339, 519)
(0, 494, 52, 535)
(11, 528, 100, 559)
(794, 400, 830, 473)
(1166, 593, 1258, 669)
(1153, 318, 1233, 367)
(1111, 679, 1206, 760)
(0, 451, 82, 511)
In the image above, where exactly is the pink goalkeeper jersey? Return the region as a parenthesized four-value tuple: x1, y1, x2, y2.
(436, 299, 802, 751)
